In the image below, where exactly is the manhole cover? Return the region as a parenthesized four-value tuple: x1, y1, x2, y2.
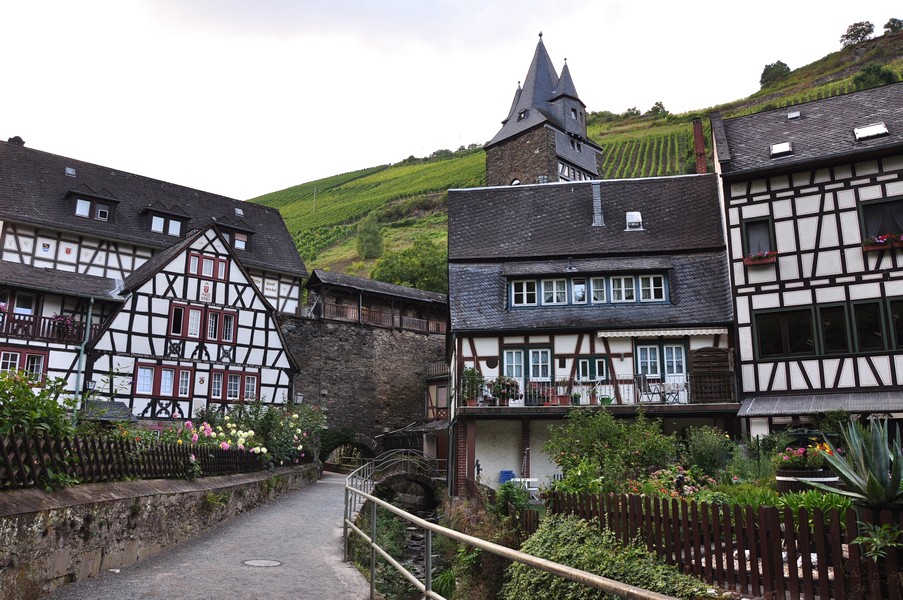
(242, 559, 282, 567)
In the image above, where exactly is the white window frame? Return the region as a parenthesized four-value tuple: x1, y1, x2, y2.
(590, 277, 606, 303)
(222, 314, 235, 343)
(244, 375, 258, 400)
(512, 280, 537, 306)
(151, 215, 165, 233)
(24, 354, 44, 379)
(542, 279, 567, 305)
(529, 348, 551, 381)
(640, 275, 665, 302)
(227, 374, 241, 400)
(202, 258, 214, 278)
(0, 351, 19, 372)
(207, 312, 219, 340)
(211, 372, 223, 400)
(178, 370, 191, 397)
(187, 309, 202, 338)
(160, 368, 175, 396)
(611, 276, 636, 302)
(75, 198, 91, 217)
(637, 345, 660, 376)
(664, 345, 685, 375)
(136, 366, 154, 395)
(503, 349, 523, 378)
(571, 278, 587, 304)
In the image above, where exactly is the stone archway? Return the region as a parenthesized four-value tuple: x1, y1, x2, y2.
(372, 472, 446, 512)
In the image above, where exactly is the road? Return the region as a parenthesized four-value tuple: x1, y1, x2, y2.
(44, 471, 371, 600)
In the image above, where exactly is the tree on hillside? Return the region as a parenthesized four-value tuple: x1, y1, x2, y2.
(759, 61, 791, 88)
(852, 63, 901, 90)
(355, 215, 383, 260)
(622, 107, 640, 118)
(645, 101, 668, 117)
(370, 235, 448, 294)
(840, 21, 875, 47)
(886, 18, 903, 34)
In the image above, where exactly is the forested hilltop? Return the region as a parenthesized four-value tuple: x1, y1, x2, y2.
(251, 28, 903, 285)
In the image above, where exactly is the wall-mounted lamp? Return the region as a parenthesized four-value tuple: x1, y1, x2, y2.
(566, 257, 576, 272)
(87, 381, 96, 390)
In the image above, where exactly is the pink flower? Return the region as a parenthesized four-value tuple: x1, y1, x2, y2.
(191, 433, 198, 443)
(184, 420, 193, 430)
(220, 442, 230, 450)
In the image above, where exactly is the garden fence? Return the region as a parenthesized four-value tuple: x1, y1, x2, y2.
(0, 433, 264, 490)
(513, 491, 903, 600)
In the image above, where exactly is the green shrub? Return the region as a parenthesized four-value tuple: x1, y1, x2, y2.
(494, 481, 530, 517)
(355, 215, 384, 259)
(0, 371, 75, 437)
(776, 490, 852, 531)
(713, 483, 779, 509)
(501, 515, 715, 600)
(683, 425, 734, 479)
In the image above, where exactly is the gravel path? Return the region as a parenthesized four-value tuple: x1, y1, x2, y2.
(44, 471, 371, 600)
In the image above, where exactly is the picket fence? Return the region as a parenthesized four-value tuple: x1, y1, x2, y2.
(0, 433, 263, 490)
(511, 491, 903, 600)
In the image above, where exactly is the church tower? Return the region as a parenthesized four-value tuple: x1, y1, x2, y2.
(485, 34, 603, 186)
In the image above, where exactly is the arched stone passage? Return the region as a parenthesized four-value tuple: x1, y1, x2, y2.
(373, 472, 446, 511)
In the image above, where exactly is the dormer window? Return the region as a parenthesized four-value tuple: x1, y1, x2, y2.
(75, 198, 112, 222)
(151, 214, 184, 237)
(571, 108, 578, 119)
(233, 232, 248, 250)
(770, 141, 793, 158)
(517, 109, 527, 121)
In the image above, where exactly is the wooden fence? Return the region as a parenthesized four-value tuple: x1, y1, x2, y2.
(1, 433, 264, 490)
(514, 491, 903, 600)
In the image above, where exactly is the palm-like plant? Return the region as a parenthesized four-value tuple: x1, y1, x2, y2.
(807, 417, 903, 507)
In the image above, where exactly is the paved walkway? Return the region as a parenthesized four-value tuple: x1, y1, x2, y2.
(45, 471, 371, 600)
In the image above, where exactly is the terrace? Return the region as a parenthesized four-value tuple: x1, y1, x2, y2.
(0, 312, 102, 344)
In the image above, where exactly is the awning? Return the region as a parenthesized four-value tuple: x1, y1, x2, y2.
(739, 392, 903, 417)
(596, 327, 728, 338)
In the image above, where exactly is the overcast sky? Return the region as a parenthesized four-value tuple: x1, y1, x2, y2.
(2, 1, 899, 199)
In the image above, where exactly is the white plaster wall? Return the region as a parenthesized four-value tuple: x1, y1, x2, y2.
(474, 420, 521, 489)
(529, 419, 561, 489)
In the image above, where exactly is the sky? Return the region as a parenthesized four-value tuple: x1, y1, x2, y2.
(2, 1, 899, 200)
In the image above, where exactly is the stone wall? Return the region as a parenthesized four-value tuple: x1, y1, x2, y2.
(0, 465, 318, 600)
(485, 126, 558, 186)
(279, 315, 446, 450)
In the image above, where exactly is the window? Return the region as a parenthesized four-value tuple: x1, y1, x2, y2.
(853, 302, 885, 351)
(571, 108, 578, 119)
(590, 277, 606, 303)
(663, 345, 685, 375)
(640, 275, 665, 302)
(0, 351, 19, 372)
(170, 304, 237, 343)
(74, 198, 113, 222)
(637, 345, 660, 376)
(611, 276, 635, 302)
(512, 280, 537, 306)
(0, 349, 46, 381)
(210, 370, 259, 402)
(24, 354, 45, 380)
(529, 349, 551, 381)
(571, 278, 587, 304)
(187, 252, 229, 281)
(577, 357, 608, 382)
(13, 293, 34, 315)
(891, 299, 903, 349)
(232, 232, 248, 250)
(862, 199, 903, 240)
(150, 214, 184, 237)
(503, 349, 523, 378)
(542, 279, 567, 305)
(820, 305, 850, 354)
(134, 364, 194, 397)
(755, 310, 815, 357)
(743, 219, 774, 255)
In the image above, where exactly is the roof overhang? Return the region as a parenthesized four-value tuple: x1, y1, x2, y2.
(739, 392, 903, 417)
(597, 327, 728, 338)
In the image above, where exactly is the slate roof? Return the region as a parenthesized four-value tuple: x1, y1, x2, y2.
(448, 175, 724, 260)
(0, 262, 122, 300)
(486, 38, 594, 149)
(0, 140, 306, 278)
(448, 253, 732, 332)
(712, 82, 903, 177)
(306, 270, 447, 305)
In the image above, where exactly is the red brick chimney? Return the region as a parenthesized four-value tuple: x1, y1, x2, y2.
(692, 118, 707, 174)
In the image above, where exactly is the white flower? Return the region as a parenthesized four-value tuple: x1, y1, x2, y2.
(238, 438, 246, 446)
(252, 447, 260, 454)
(295, 428, 301, 434)
(247, 430, 254, 436)
(224, 415, 230, 421)
(261, 447, 267, 454)
(218, 432, 225, 438)
(291, 414, 299, 420)
(297, 444, 304, 451)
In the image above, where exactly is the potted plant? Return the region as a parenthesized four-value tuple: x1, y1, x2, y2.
(742, 250, 779, 266)
(461, 367, 484, 407)
(50, 313, 75, 337)
(489, 377, 519, 407)
(772, 442, 839, 494)
(862, 233, 899, 252)
(571, 391, 582, 405)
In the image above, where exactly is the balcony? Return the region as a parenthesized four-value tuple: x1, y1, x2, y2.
(0, 313, 100, 344)
(321, 301, 446, 334)
(458, 373, 737, 409)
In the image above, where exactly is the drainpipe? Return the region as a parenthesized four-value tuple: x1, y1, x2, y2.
(72, 296, 95, 423)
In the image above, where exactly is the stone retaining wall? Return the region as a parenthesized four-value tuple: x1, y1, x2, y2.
(0, 464, 319, 600)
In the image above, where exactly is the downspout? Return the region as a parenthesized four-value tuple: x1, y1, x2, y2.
(72, 296, 95, 423)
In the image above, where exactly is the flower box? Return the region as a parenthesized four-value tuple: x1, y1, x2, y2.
(775, 467, 839, 495)
(743, 252, 778, 266)
(863, 243, 894, 252)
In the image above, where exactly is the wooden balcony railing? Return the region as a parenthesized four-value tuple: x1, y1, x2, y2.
(0, 313, 101, 344)
(320, 301, 446, 335)
(458, 373, 737, 408)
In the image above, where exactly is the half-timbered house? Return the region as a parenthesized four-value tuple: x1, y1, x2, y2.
(0, 137, 305, 420)
(711, 82, 903, 437)
(446, 176, 738, 494)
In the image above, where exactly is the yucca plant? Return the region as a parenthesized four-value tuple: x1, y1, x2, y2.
(807, 417, 903, 507)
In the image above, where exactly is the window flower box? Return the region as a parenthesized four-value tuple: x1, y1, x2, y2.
(742, 251, 778, 266)
(862, 234, 899, 252)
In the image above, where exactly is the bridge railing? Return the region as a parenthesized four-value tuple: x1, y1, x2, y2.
(343, 451, 675, 600)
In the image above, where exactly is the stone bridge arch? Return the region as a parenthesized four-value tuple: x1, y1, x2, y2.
(373, 472, 446, 511)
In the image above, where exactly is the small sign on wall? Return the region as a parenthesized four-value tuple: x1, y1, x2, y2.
(200, 281, 212, 303)
(264, 279, 278, 297)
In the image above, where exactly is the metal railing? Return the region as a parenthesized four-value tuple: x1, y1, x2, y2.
(343, 466, 677, 600)
(459, 373, 737, 407)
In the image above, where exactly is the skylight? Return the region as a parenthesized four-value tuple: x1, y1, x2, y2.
(64, 167, 76, 177)
(854, 122, 889, 141)
(770, 142, 793, 158)
(787, 110, 801, 120)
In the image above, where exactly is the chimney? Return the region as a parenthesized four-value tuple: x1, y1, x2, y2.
(7, 136, 25, 146)
(692, 118, 707, 174)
